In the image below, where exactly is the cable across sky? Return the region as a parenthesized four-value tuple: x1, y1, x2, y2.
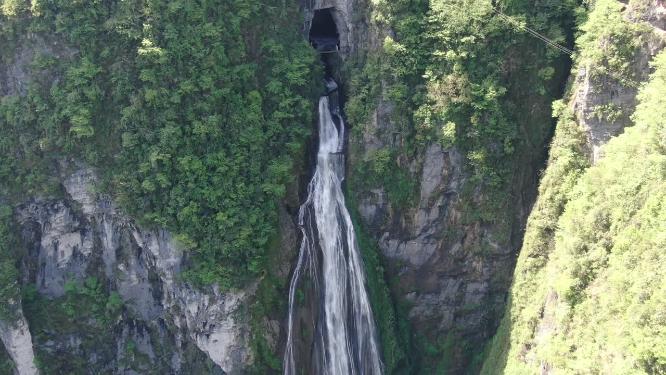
(492, 7, 575, 55)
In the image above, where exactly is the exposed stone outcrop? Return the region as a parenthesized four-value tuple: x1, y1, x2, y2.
(11, 166, 253, 373)
(303, 0, 374, 57)
(333, 0, 565, 370)
(0, 35, 75, 97)
(304, 0, 501, 368)
(378, 144, 464, 271)
(573, 0, 665, 163)
(353, 114, 517, 359)
(0, 313, 38, 375)
(0, 14, 299, 372)
(310, 1, 666, 371)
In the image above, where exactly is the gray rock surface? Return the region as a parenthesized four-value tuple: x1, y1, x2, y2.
(10, 167, 253, 373)
(573, 2, 665, 163)
(338, 0, 555, 368)
(0, 35, 75, 97)
(303, 0, 377, 57)
(0, 313, 38, 375)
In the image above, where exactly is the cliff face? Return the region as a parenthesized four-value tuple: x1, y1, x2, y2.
(0, 2, 311, 373)
(0, 315, 37, 375)
(482, 0, 666, 373)
(2, 0, 661, 374)
(302, 1, 665, 373)
(4, 166, 254, 374)
(0, 25, 265, 372)
(350, 92, 535, 372)
(331, 0, 574, 371)
(573, 1, 665, 163)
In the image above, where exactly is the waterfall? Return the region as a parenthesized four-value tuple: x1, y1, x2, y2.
(283, 80, 384, 375)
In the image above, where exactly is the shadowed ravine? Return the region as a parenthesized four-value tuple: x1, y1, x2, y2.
(283, 80, 383, 375)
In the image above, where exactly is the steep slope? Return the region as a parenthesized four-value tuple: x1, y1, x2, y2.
(2, 0, 662, 373)
(337, 0, 578, 372)
(0, 0, 317, 373)
(7, 167, 250, 373)
(483, 0, 666, 373)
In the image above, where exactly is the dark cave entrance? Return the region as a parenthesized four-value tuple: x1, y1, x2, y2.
(309, 8, 339, 53)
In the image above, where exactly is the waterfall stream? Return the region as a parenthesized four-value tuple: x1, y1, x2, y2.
(283, 80, 383, 375)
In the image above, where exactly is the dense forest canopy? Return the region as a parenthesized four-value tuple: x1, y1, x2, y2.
(0, 0, 320, 288)
(486, 47, 666, 375)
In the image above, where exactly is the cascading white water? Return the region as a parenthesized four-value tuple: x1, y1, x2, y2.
(283, 82, 383, 375)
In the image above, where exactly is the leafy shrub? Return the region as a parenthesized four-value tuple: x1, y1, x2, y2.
(0, 205, 20, 321)
(0, 0, 320, 289)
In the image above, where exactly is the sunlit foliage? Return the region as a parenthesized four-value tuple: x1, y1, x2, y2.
(483, 5, 666, 371)
(0, 0, 320, 289)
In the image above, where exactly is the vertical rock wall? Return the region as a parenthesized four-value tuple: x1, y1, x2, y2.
(2, 166, 254, 373)
(485, 1, 666, 373)
(0, 315, 38, 375)
(298, 0, 572, 371)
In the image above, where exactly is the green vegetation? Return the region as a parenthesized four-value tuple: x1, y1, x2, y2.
(481, 95, 589, 375)
(576, 0, 649, 85)
(482, 1, 665, 371)
(0, 0, 26, 17)
(247, 235, 289, 374)
(22, 277, 124, 374)
(248, 283, 283, 374)
(419, 332, 475, 374)
(344, 0, 579, 372)
(351, 148, 418, 209)
(0, 207, 18, 374)
(0, 205, 21, 322)
(1, 1, 321, 369)
(0, 0, 320, 289)
(347, 0, 578, 221)
(21, 275, 219, 374)
(542, 59, 665, 370)
(0, 344, 14, 375)
(3, 0, 660, 373)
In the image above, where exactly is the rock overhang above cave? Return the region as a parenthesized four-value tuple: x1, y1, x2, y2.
(309, 8, 340, 53)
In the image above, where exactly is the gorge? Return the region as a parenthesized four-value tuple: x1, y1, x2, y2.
(0, 0, 664, 374)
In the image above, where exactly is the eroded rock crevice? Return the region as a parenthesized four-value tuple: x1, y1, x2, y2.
(10, 166, 253, 374)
